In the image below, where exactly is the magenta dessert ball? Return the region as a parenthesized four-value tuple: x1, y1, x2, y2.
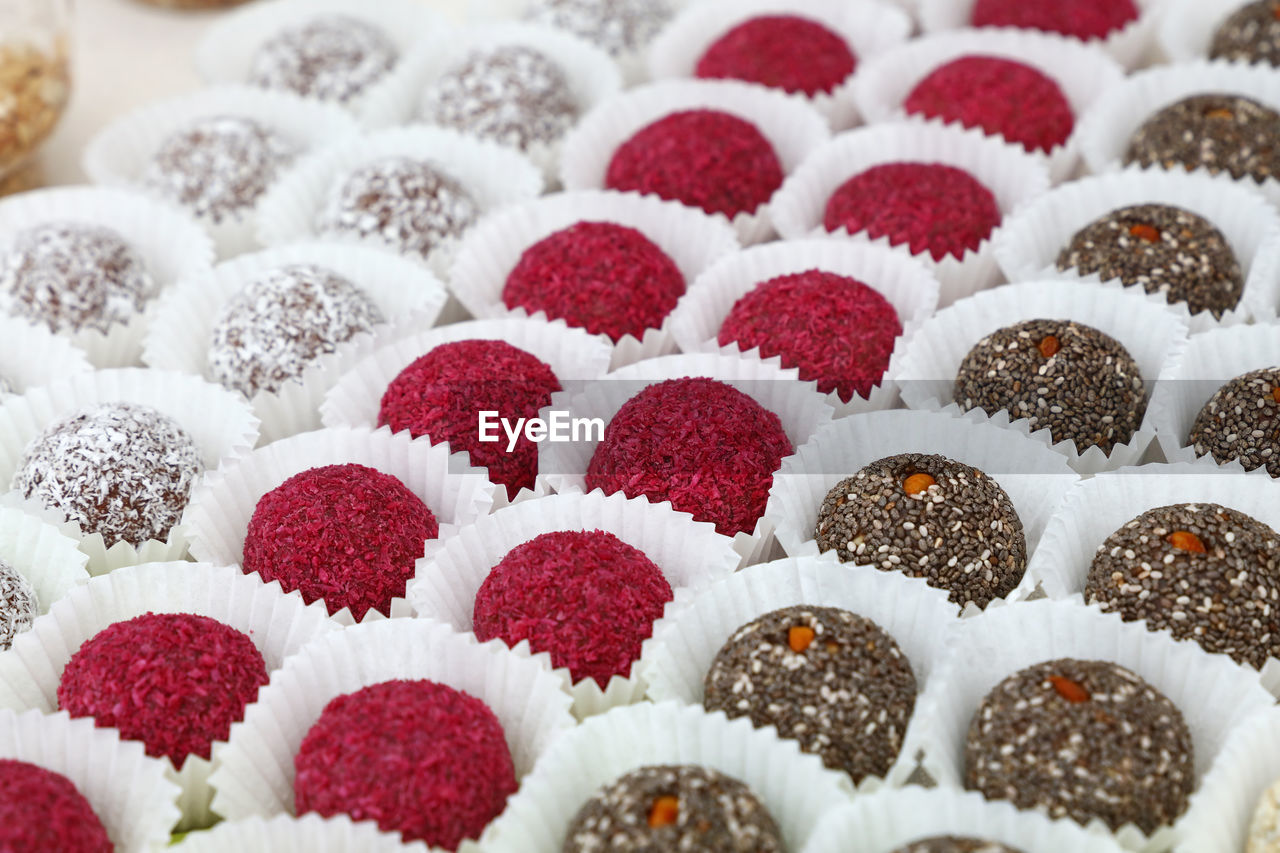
(0, 759, 111, 852)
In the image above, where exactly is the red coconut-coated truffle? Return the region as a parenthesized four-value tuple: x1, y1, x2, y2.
(472, 530, 673, 687)
(0, 759, 111, 852)
(586, 377, 792, 536)
(57, 612, 268, 768)
(823, 162, 1002, 261)
(718, 270, 903, 402)
(695, 15, 857, 96)
(605, 109, 784, 219)
(972, 0, 1139, 41)
(903, 55, 1074, 154)
(377, 340, 562, 499)
(242, 463, 438, 621)
(294, 679, 517, 850)
(502, 221, 686, 343)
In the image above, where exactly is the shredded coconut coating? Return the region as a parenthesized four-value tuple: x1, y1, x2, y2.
(0, 759, 111, 853)
(249, 15, 398, 103)
(524, 0, 672, 56)
(0, 558, 36, 652)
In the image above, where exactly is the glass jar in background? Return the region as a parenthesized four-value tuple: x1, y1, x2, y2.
(0, 0, 70, 182)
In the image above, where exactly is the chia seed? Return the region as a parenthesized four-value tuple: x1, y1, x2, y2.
(1124, 93, 1280, 183)
(1188, 366, 1280, 477)
(1210, 1, 1280, 66)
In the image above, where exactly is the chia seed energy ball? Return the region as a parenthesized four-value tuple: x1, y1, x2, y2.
(420, 45, 580, 153)
(822, 162, 1002, 262)
(903, 56, 1074, 154)
(964, 658, 1195, 834)
(891, 839, 1024, 853)
(1210, 1, 1280, 66)
(1188, 366, 1280, 476)
(0, 221, 158, 336)
(604, 109, 784, 220)
(12, 401, 204, 549)
(501, 221, 686, 343)
(207, 263, 385, 398)
(694, 14, 857, 97)
(472, 529, 673, 688)
(1055, 203, 1244, 318)
(143, 115, 298, 224)
(57, 612, 269, 768)
(294, 679, 517, 851)
(585, 377, 793, 538)
(525, 0, 672, 57)
(702, 605, 916, 784)
(813, 452, 1027, 609)
(971, 0, 1138, 40)
(562, 764, 786, 853)
(0, 558, 37, 652)
(317, 156, 479, 262)
(1085, 502, 1280, 669)
(1248, 777, 1280, 852)
(1125, 94, 1280, 183)
(248, 15, 399, 104)
(953, 318, 1147, 455)
(0, 759, 111, 853)
(242, 463, 439, 621)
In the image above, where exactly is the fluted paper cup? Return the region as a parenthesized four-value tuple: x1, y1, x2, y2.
(173, 813, 430, 852)
(1158, 0, 1263, 65)
(0, 502, 89, 621)
(0, 315, 90, 394)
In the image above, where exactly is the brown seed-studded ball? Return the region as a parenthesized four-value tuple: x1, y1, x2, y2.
(890, 839, 1025, 853)
(1210, 1, 1280, 66)
(814, 453, 1027, 609)
(702, 605, 916, 784)
(965, 658, 1195, 834)
(248, 15, 399, 104)
(1125, 93, 1280, 183)
(1085, 502, 1280, 669)
(1055, 203, 1244, 318)
(525, 0, 672, 57)
(1188, 367, 1280, 477)
(953, 318, 1147, 455)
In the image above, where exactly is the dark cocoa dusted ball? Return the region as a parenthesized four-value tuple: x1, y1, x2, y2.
(891, 839, 1025, 853)
(1188, 366, 1280, 477)
(1125, 93, 1280, 183)
(1210, 1, 1280, 66)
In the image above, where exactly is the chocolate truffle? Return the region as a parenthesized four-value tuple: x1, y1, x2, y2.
(207, 263, 385, 398)
(242, 463, 438, 621)
(472, 530, 673, 687)
(892, 840, 1024, 853)
(144, 115, 297, 223)
(317, 156, 480, 261)
(903, 56, 1074, 154)
(1188, 366, 1280, 476)
(501, 221, 685, 343)
(0, 558, 37, 651)
(1210, 1, 1280, 66)
(703, 605, 916, 783)
(1085, 503, 1280, 669)
(248, 15, 398, 103)
(585, 377, 793, 537)
(822, 162, 1002, 262)
(12, 401, 204, 549)
(420, 45, 579, 152)
(525, 0, 672, 56)
(964, 658, 1194, 833)
(605, 109, 784, 219)
(1125, 94, 1280, 183)
(0, 759, 111, 852)
(694, 15, 856, 97)
(58, 612, 269, 768)
(563, 765, 785, 853)
(1248, 777, 1280, 852)
(953, 318, 1147, 454)
(0, 221, 157, 335)
(377, 339, 562, 499)
(294, 679, 516, 851)
(971, 0, 1138, 40)
(814, 453, 1026, 608)
(1056, 203, 1244, 318)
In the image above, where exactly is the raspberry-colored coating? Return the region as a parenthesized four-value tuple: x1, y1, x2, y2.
(242, 463, 439, 621)
(585, 377, 792, 536)
(903, 55, 1074, 153)
(822, 162, 1002, 261)
(294, 679, 516, 851)
(502, 221, 686, 343)
(57, 612, 268, 769)
(472, 530, 673, 687)
(377, 340, 562, 500)
(0, 760, 111, 852)
(695, 15, 857, 96)
(605, 109, 784, 219)
(972, 0, 1138, 40)
(718, 270, 903, 402)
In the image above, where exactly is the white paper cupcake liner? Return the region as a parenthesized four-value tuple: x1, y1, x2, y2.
(0, 185, 216, 367)
(902, 598, 1276, 852)
(768, 122, 1052, 307)
(892, 280, 1191, 473)
(0, 708, 182, 852)
(0, 368, 259, 574)
(0, 502, 88, 620)
(173, 813, 432, 852)
(645, 0, 913, 130)
(1157, 0, 1260, 65)
(851, 28, 1126, 183)
(142, 242, 449, 446)
(558, 78, 832, 245)
(992, 168, 1280, 332)
(0, 314, 90, 393)
(0, 562, 339, 829)
(449, 190, 740, 370)
(82, 87, 360, 259)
